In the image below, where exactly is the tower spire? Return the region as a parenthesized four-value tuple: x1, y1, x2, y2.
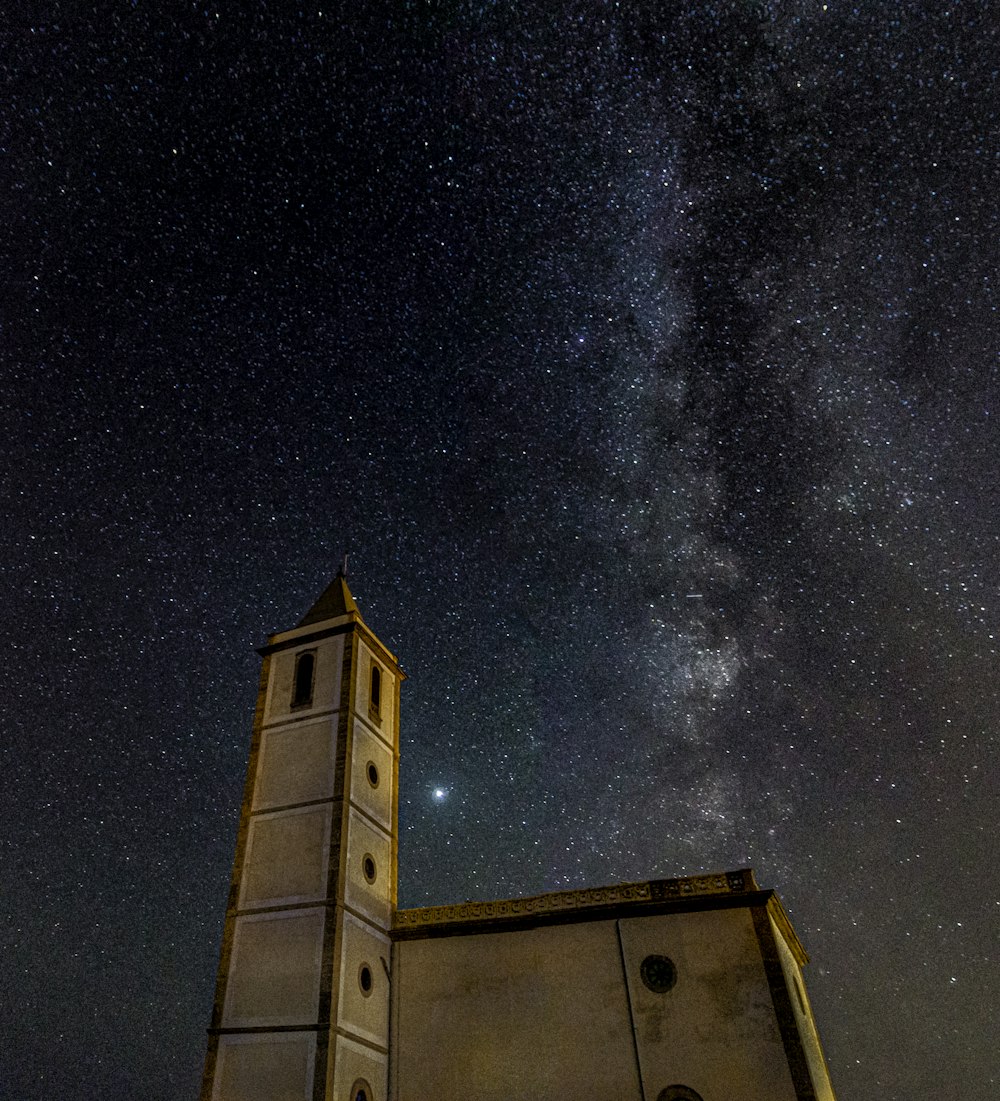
(298, 561, 359, 627)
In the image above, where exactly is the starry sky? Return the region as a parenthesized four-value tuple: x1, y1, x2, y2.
(3, 2, 998, 1098)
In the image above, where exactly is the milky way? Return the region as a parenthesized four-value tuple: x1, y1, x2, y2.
(3, 4, 998, 1098)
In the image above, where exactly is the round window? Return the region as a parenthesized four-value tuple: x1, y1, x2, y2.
(640, 954, 677, 993)
(366, 761, 380, 789)
(657, 1087, 703, 1101)
(362, 854, 377, 884)
(359, 963, 373, 997)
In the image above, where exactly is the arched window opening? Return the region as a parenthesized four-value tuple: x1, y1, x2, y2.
(350, 1077, 373, 1101)
(657, 1088, 703, 1101)
(292, 651, 315, 708)
(369, 663, 382, 719)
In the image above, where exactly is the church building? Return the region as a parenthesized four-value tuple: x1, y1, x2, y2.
(200, 571, 837, 1101)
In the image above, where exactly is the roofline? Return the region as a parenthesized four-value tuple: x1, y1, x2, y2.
(256, 615, 406, 678)
(392, 869, 809, 965)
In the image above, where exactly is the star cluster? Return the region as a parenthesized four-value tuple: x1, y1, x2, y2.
(2, 3, 998, 1099)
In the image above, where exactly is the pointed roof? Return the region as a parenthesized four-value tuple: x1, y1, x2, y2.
(297, 568, 359, 627)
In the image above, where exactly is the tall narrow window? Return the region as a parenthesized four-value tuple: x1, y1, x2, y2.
(369, 663, 381, 719)
(292, 651, 315, 708)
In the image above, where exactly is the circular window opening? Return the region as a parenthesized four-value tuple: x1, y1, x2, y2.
(359, 963, 373, 997)
(349, 1078, 373, 1101)
(640, 954, 677, 994)
(362, 854, 377, 884)
(657, 1087, 703, 1101)
(366, 761, 380, 789)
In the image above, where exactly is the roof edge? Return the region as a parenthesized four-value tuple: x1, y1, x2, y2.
(394, 868, 761, 937)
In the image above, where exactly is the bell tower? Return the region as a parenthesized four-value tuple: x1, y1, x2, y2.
(201, 568, 403, 1101)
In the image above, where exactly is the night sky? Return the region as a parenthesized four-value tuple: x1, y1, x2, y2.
(3, 2, 998, 1098)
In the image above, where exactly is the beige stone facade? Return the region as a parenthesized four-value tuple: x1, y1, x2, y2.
(202, 575, 836, 1101)
(391, 875, 835, 1101)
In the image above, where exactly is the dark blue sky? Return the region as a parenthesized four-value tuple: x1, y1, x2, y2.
(3, 3, 998, 1098)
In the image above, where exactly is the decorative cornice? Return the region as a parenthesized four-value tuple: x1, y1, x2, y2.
(394, 868, 758, 932)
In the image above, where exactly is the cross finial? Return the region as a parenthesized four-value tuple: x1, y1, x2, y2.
(338, 552, 349, 578)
